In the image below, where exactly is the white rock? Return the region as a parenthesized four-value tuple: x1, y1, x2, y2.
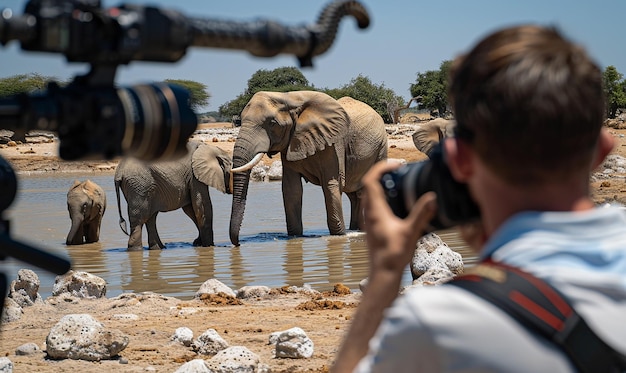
(51, 271, 107, 299)
(46, 314, 129, 361)
(194, 279, 236, 299)
(174, 359, 211, 373)
(0, 357, 13, 373)
(206, 346, 260, 373)
(192, 329, 229, 355)
(270, 327, 314, 359)
(236, 286, 271, 299)
(172, 327, 194, 347)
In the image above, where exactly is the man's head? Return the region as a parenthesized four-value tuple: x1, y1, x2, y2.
(448, 25, 605, 185)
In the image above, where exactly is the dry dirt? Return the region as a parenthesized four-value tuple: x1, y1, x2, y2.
(0, 122, 625, 372)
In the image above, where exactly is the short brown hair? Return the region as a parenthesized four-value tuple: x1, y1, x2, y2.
(449, 25, 605, 185)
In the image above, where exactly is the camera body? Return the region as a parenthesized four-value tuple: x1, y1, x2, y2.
(380, 142, 480, 231)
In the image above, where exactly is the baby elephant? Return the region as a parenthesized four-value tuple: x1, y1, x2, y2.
(66, 179, 107, 245)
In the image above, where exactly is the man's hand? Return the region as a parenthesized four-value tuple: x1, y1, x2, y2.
(361, 160, 437, 278)
(331, 161, 437, 373)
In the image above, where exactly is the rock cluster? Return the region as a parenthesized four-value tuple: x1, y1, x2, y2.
(410, 232, 464, 284)
(360, 232, 465, 293)
(1, 270, 327, 372)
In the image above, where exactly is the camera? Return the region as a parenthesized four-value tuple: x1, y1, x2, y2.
(0, 80, 197, 161)
(380, 142, 480, 231)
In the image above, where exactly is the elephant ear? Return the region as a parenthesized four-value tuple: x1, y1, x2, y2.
(192, 143, 232, 193)
(436, 118, 457, 138)
(412, 122, 445, 157)
(286, 91, 349, 162)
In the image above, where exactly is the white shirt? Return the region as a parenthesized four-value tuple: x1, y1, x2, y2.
(354, 206, 626, 372)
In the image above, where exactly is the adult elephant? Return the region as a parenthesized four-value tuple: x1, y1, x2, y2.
(229, 91, 388, 245)
(115, 141, 232, 251)
(412, 118, 456, 157)
(66, 179, 106, 245)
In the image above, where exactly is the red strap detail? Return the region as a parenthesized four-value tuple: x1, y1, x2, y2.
(483, 258, 573, 318)
(458, 274, 482, 282)
(519, 271, 572, 318)
(509, 290, 565, 331)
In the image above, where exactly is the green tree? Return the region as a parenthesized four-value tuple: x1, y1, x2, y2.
(602, 65, 626, 119)
(245, 66, 311, 94)
(323, 74, 403, 123)
(0, 73, 56, 97)
(219, 67, 313, 118)
(409, 60, 452, 117)
(164, 79, 210, 112)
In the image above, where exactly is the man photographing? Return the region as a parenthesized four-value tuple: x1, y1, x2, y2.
(332, 25, 626, 372)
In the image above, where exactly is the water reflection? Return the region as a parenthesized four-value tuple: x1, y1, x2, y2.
(1, 172, 474, 300)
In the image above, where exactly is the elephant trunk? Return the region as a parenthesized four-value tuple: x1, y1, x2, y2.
(229, 126, 270, 246)
(66, 216, 83, 245)
(229, 170, 251, 246)
(229, 152, 264, 193)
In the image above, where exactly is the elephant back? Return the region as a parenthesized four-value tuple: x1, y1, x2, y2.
(337, 96, 387, 160)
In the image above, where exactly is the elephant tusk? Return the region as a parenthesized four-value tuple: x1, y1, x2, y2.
(229, 152, 265, 193)
(231, 153, 265, 173)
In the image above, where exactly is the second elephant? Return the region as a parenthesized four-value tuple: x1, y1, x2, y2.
(412, 118, 456, 157)
(115, 141, 232, 251)
(229, 91, 388, 245)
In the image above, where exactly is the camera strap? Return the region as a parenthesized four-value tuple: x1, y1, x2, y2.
(448, 259, 626, 373)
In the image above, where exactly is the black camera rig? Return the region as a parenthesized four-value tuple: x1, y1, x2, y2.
(0, 0, 370, 306)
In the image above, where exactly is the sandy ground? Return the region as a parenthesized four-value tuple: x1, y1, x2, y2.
(0, 121, 625, 372)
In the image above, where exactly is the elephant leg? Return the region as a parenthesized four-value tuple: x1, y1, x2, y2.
(182, 203, 214, 247)
(282, 167, 303, 236)
(182, 205, 200, 244)
(346, 191, 363, 231)
(145, 213, 165, 250)
(127, 221, 144, 251)
(189, 179, 215, 247)
(83, 219, 100, 244)
(323, 178, 346, 235)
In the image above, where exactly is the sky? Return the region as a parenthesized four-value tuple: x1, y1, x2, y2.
(2, 0, 625, 113)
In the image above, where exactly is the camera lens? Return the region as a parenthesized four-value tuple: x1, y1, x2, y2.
(380, 161, 431, 220)
(117, 83, 197, 161)
(380, 143, 480, 231)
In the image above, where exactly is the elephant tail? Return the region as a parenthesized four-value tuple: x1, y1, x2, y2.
(115, 179, 129, 236)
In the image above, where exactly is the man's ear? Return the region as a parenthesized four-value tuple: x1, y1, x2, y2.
(443, 138, 473, 182)
(592, 128, 615, 170)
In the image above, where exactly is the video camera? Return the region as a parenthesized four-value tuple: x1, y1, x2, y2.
(0, 0, 371, 306)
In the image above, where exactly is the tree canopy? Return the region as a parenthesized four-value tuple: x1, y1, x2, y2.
(219, 67, 314, 118)
(164, 79, 210, 112)
(603, 65, 626, 119)
(323, 75, 404, 123)
(0, 73, 58, 97)
(409, 60, 452, 117)
(220, 68, 407, 123)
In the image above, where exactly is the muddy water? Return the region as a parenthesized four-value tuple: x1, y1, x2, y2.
(0, 172, 477, 300)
